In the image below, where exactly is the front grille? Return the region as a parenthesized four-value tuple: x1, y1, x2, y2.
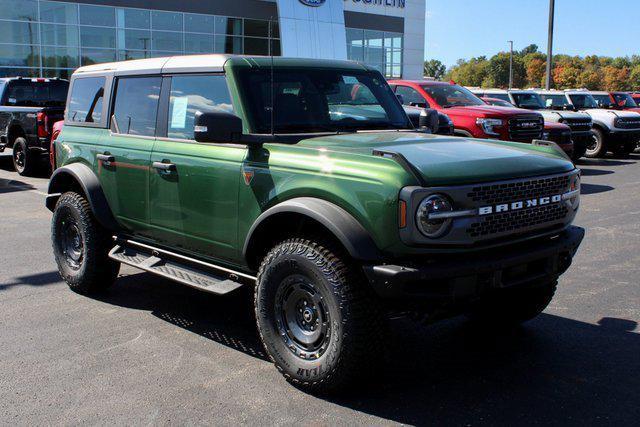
(616, 119, 640, 129)
(508, 116, 544, 140)
(467, 174, 571, 205)
(563, 119, 592, 132)
(547, 130, 572, 145)
(468, 204, 569, 238)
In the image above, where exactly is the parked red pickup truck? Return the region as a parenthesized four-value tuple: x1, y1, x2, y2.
(388, 80, 544, 142)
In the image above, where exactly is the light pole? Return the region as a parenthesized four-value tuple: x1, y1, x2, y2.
(545, 0, 555, 90)
(508, 40, 513, 89)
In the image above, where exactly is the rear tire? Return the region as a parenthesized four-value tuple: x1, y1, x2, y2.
(468, 281, 557, 325)
(255, 238, 383, 394)
(12, 137, 36, 176)
(52, 192, 120, 294)
(585, 129, 607, 158)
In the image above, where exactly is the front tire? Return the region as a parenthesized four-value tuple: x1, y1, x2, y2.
(585, 129, 607, 158)
(468, 281, 557, 325)
(255, 238, 383, 394)
(12, 137, 36, 176)
(52, 192, 120, 294)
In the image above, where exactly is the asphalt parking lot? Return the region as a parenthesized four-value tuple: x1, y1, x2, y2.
(0, 150, 639, 425)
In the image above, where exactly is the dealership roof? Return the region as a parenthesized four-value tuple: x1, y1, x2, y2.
(73, 54, 371, 77)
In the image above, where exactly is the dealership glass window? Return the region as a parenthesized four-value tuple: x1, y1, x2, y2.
(68, 76, 105, 123)
(79, 5, 115, 27)
(116, 8, 150, 29)
(167, 75, 233, 140)
(244, 38, 269, 55)
(80, 48, 116, 66)
(152, 11, 182, 32)
(215, 36, 243, 54)
(0, 45, 40, 67)
(0, 0, 37, 21)
(42, 46, 79, 68)
(39, 1, 78, 24)
(185, 33, 213, 53)
(346, 27, 403, 78)
(244, 19, 269, 38)
(152, 31, 183, 52)
(118, 50, 150, 61)
(81, 26, 116, 49)
(185, 13, 214, 34)
(41, 24, 79, 46)
(215, 17, 242, 36)
(113, 77, 162, 136)
(43, 68, 73, 79)
(118, 29, 151, 51)
(346, 28, 364, 62)
(0, 21, 39, 44)
(0, 68, 39, 78)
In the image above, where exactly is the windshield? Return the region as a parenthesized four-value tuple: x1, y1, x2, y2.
(569, 94, 598, 109)
(235, 68, 410, 134)
(591, 94, 612, 107)
(612, 93, 638, 108)
(4, 80, 69, 107)
(483, 98, 513, 107)
(540, 94, 570, 108)
(511, 92, 545, 109)
(486, 93, 510, 102)
(421, 84, 485, 108)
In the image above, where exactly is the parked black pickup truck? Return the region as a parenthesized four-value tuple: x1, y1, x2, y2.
(0, 77, 69, 175)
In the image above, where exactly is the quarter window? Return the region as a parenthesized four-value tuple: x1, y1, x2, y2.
(167, 75, 233, 140)
(68, 77, 105, 123)
(112, 77, 161, 136)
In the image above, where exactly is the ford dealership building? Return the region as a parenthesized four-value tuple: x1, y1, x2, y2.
(0, 0, 425, 79)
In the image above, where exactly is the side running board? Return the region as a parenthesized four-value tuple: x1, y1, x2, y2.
(108, 239, 255, 295)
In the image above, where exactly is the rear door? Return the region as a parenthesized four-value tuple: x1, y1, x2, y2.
(97, 76, 161, 233)
(148, 74, 246, 262)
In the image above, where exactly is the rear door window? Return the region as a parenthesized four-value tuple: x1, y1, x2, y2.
(68, 77, 105, 123)
(167, 75, 233, 140)
(112, 76, 162, 137)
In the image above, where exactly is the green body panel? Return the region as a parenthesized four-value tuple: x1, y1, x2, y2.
(56, 57, 576, 271)
(148, 140, 246, 262)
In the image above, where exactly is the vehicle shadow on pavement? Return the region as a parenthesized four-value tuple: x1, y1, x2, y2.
(95, 272, 268, 361)
(328, 315, 640, 425)
(0, 271, 61, 291)
(95, 272, 639, 425)
(578, 168, 614, 176)
(580, 183, 615, 195)
(0, 178, 36, 194)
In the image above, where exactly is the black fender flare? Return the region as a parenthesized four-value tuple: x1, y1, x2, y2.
(591, 121, 610, 135)
(46, 163, 120, 231)
(243, 197, 382, 263)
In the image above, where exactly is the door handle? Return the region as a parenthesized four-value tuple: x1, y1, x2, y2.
(96, 153, 115, 165)
(152, 161, 176, 172)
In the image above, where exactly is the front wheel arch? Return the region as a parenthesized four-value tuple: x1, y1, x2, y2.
(243, 198, 382, 271)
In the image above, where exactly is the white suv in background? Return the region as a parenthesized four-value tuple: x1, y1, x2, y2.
(536, 90, 640, 157)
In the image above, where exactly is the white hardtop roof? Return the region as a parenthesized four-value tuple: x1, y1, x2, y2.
(73, 54, 235, 76)
(589, 91, 609, 95)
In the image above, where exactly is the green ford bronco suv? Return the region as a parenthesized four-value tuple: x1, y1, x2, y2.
(47, 55, 584, 393)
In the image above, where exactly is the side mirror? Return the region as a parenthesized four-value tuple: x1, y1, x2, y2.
(396, 94, 405, 104)
(418, 108, 440, 133)
(194, 111, 243, 143)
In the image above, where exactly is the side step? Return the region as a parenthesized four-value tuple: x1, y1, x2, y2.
(108, 241, 253, 295)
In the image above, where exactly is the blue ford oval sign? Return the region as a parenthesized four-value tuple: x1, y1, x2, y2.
(299, 0, 325, 6)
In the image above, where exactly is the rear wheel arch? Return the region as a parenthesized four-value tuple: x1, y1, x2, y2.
(47, 163, 120, 231)
(243, 198, 382, 271)
(7, 123, 26, 147)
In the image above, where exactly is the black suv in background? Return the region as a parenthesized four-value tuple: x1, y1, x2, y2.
(0, 77, 69, 175)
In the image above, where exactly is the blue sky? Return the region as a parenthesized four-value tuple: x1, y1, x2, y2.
(425, 0, 640, 67)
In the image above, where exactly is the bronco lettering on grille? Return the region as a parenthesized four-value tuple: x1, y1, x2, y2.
(479, 194, 562, 216)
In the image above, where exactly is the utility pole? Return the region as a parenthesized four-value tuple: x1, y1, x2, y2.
(508, 40, 514, 89)
(545, 0, 555, 90)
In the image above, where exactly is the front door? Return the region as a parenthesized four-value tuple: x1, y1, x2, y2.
(148, 74, 246, 263)
(97, 76, 162, 234)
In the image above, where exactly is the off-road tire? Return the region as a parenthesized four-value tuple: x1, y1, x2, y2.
(585, 129, 607, 158)
(469, 281, 557, 325)
(52, 192, 119, 294)
(571, 140, 588, 162)
(255, 238, 383, 394)
(612, 140, 638, 156)
(12, 137, 36, 176)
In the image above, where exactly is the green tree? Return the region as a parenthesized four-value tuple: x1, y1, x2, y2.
(424, 59, 447, 79)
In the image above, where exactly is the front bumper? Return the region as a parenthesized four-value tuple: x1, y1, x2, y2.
(363, 226, 585, 300)
(608, 129, 640, 141)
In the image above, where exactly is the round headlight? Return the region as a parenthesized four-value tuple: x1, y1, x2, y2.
(416, 194, 453, 238)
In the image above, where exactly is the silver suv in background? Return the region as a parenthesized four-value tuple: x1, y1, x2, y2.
(536, 90, 640, 157)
